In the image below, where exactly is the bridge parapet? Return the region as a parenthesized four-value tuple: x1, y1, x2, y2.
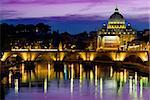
(1, 50, 149, 62)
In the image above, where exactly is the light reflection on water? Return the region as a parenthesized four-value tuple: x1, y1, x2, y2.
(1, 62, 150, 100)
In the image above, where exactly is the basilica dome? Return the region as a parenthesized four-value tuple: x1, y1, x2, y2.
(107, 8, 126, 29)
(109, 8, 125, 22)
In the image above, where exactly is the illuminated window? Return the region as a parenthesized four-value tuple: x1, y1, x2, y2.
(133, 32, 135, 34)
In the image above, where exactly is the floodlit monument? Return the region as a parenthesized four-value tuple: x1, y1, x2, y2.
(97, 7, 136, 50)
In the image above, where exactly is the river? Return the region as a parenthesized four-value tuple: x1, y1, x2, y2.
(1, 61, 150, 100)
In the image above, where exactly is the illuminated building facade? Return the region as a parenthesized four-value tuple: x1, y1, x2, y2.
(97, 7, 136, 50)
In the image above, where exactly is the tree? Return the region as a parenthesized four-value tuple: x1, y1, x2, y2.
(0, 23, 13, 50)
(75, 31, 89, 50)
(51, 31, 60, 48)
(36, 23, 51, 34)
(60, 32, 72, 44)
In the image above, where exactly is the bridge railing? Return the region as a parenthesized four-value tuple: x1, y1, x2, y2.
(8, 48, 149, 52)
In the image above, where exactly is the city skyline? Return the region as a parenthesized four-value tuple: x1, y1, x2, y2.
(1, 0, 150, 34)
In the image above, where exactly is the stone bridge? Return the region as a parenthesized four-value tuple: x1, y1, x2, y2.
(1, 49, 149, 63)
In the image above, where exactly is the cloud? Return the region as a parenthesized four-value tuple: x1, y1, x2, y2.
(50, 14, 107, 21)
(0, 10, 21, 20)
(0, 0, 149, 21)
(1, 0, 111, 4)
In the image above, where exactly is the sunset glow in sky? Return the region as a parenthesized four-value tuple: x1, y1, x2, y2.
(1, 0, 150, 34)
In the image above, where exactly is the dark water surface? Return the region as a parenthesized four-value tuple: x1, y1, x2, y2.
(1, 62, 150, 100)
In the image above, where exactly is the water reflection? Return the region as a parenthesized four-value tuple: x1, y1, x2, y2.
(8, 72, 12, 84)
(100, 78, 103, 99)
(1, 61, 150, 100)
(70, 64, 74, 94)
(110, 66, 113, 77)
(129, 76, 133, 95)
(14, 79, 19, 94)
(140, 78, 143, 98)
(79, 64, 83, 93)
(44, 78, 47, 93)
(48, 62, 51, 79)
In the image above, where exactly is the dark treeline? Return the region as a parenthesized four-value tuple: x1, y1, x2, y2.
(137, 29, 149, 42)
(1, 23, 149, 52)
(0, 23, 97, 51)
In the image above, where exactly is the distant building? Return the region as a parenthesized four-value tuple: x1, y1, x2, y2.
(97, 7, 136, 50)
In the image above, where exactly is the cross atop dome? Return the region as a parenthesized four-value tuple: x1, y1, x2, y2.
(115, 5, 119, 12)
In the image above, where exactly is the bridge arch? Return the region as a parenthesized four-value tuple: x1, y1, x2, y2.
(34, 53, 55, 62)
(124, 55, 144, 64)
(93, 52, 113, 62)
(63, 52, 83, 61)
(4, 53, 24, 62)
(94, 54, 113, 62)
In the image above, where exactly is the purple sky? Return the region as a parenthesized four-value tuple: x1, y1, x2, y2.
(0, 0, 150, 34)
(1, 0, 150, 20)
